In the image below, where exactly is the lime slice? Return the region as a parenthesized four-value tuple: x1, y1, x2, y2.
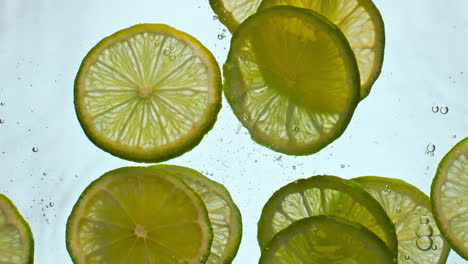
(74, 24, 222, 163)
(66, 167, 213, 264)
(431, 137, 468, 260)
(259, 215, 396, 264)
(352, 176, 450, 263)
(257, 175, 398, 255)
(209, 0, 262, 32)
(0, 194, 34, 264)
(223, 6, 360, 155)
(258, 0, 385, 99)
(151, 165, 242, 264)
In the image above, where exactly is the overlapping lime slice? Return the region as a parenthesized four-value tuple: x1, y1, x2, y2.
(259, 215, 395, 264)
(431, 137, 468, 260)
(66, 167, 213, 264)
(258, 0, 385, 99)
(257, 175, 398, 255)
(75, 24, 222, 162)
(0, 194, 34, 264)
(223, 6, 360, 155)
(209, 0, 262, 32)
(353, 176, 450, 263)
(151, 165, 242, 264)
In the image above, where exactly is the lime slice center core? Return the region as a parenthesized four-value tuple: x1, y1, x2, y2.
(138, 86, 153, 98)
(134, 224, 149, 239)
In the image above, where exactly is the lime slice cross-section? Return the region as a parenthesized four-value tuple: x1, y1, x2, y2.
(431, 137, 468, 260)
(223, 6, 360, 155)
(66, 167, 213, 264)
(209, 0, 262, 32)
(353, 176, 451, 264)
(151, 165, 242, 264)
(75, 24, 222, 163)
(0, 194, 34, 264)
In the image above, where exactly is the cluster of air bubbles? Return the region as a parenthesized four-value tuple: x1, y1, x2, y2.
(426, 144, 435, 156)
(415, 213, 434, 251)
(432, 105, 449, 114)
(163, 47, 177, 61)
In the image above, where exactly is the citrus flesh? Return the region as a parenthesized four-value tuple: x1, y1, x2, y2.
(209, 0, 262, 32)
(151, 165, 242, 264)
(257, 175, 397, 254)
(259, 0, 385, 99)
(431, 137, 468, 260)
(223, 6, 360, 155)
(259, 215, 396, 264)
(66, 167, 213, 264)
(74, 24, 222, 162)
(0, 194, 34, 264)
(353, 176, 450, 263)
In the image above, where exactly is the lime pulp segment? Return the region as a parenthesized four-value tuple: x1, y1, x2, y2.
(223, 6, 360, 155)
(259, 215, 396, 264)
(150, 165, 242, 264)
(353, 176, 450, 264)
(75, 24, 222, 162)
(0, 194, 34, 264)
(66, 167, 213, 264)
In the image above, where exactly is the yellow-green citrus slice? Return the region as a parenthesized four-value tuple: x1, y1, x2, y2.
(352, 176, 450, 264)
(0, 194, 34, 264)
(74, 24, 222, 163)
(66, 167, 213, 264)
(258, 0, 385, 99)
(209, 0, 262, 32)
(257, 175, 398, 255)
(223, 6, 360, 155)
(259, 215, 396, 264)
(150, 165, 242, 264)
(431, 137, 468, 260)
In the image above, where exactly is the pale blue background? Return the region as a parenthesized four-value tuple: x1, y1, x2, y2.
(0, 0, 467, 263)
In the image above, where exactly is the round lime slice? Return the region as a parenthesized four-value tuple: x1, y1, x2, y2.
(0, 194, 34, 264)
(258, 0, 385, 99)
(223, 6, 360, 155)
(431, 137, 468, 260)
(257, 175, 398, 255)
(151, 165, 242, 264)
(66, 167, 213, 263)
(75, 24, 222, 162)
(353, 176, 450, 263)
(259, 215, 396, 264)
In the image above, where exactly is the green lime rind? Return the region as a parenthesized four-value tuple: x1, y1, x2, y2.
(431, 137, 468, 260)
(257, 175, 398, 256)
(223, 6, 360, 156)
(259, 215, 396, 264)
(257, 0, 385, 100)
(66, 166, 213, 264)
(353, 176, 451, 264)
(150, 165, 242, 264)
(74, 23, 222, 163)
(0, 194, 34, 264)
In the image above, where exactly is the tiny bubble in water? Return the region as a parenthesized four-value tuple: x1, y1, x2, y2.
(32, 146, 39, 152)
(430, 152, 434, 156)
(292, 166, 296, 170)
(426, 144, 435, 152)
(341, 164, 345, 168)
(452, 135, 457, 138)
(0, 102, 4, 106)
(217, 33, 225, 40)
(432, 106, 439, 113)
(0, 119, 4, 124)
(440, 106, 449, 114)
(49, 202, 54, 207)
(416, 237, 433, 251)
(213, 15, 218, 20)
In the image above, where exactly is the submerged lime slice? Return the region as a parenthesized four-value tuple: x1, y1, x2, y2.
(259, 215, 395, 264)
(66, 167, 213, 263)
(223, 6, 360, 155)
(151, 165, 242, 264)
(0, 194, 34, 264)
(257, 175, 397, 255)
(431, 137, 468, 260)
(75, 24, 222, 162)
(353, 176, 450, 263)
(209, 0, 262, 32)
(258, 0, 385, 99)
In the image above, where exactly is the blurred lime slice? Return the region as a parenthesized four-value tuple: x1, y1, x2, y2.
(353, 176, 450, 263)
(209, 0, 262, 32)
(223, 6, 360, 155)
(0, 194, 34, 264)
(257, 175, 398, 255)
(66, 167, 213, 264)
(431, 137, 468, 260)
(151, 165, 242, 264)
(258, 0, 385, 99)
(259, 215, 396, 264)
(74, 24, 222, 162)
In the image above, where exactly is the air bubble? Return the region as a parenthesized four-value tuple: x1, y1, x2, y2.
(163, 48, 171, 56)
(432, 106, 439, 113)
(456, 200, 463, 205)
(426, 144, 435, 152)
(241, 115, 249, 121)
(416, 237, 433, 251)
(32, 147, 39, 152)
(292, 166, 296, 170)
(440, 106, 449, 114)
(213, 15, 218, 20)
(293, 127, 299, 132)
(432, 244, 438, 250)
(0, 119, 4, 124)
(419, 215, 430, 224)
(49, 202, 54, 207)
(396, 208, 402, 213)
(452, 135, 457, 138)
(404, 255, 410, 260)
(416, 224, 433, 237)
(0, 102, 4, 106)
(217, 34, 225, 40)
(340, 164, 345, 168)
